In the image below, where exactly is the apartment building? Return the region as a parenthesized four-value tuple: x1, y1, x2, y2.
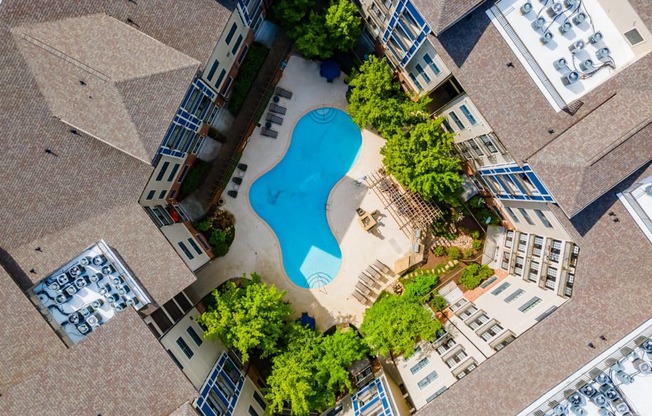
(0, 1, 248, 414)
(379, 0, 652, 415)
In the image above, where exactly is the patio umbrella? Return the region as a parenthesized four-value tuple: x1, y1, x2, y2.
(298, 312, 316, 330)
(320, 59, 341, 82)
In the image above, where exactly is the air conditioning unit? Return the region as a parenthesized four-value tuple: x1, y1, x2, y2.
(547, 2, 563, 17)
(554, 57, 568, 70)
(568, 393, 584, 406)
(573, 12, 587, 25)
(588, 31, 603, 44)
(579, 383, 597, 397)
(600, 385, 620, 401)
(633, 358, 652, 373)
(641, 338, 652, 353)
(570, 405, 586, 416)
(559, 21, 572, 34)
(597, 408, 615, 416)
(541, 31, 554, 44)
(613, 399, 629, 414)
(594, 372, 611, 385)
(569, 40, 585, 52)
(596, 47, 611, 61)
(564, 0, 577, 7)
(614, 370, 634, 384)
(521, 2, 533, 14)
(579, 59, 593, 71)
(533, 17, 547, 29)
(591, 393, 607, 407)
(562, 71, 580, 85)
(553, 404, 568, 416)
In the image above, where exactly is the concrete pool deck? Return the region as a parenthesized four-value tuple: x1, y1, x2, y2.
(187, 55, 412, 330)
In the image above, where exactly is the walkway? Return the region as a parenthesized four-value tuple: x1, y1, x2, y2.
(192, 30, 293, 213)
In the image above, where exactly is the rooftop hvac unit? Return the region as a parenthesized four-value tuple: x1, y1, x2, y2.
(569, 40, 585, 52)
(573, 12, 587, 25)
(570, 405, 586, 416)
(541, 31, 554, 44)
(568, 393, 584, 406)
(553, 404, 568, 416)
(579, 59, 593, 71)
(595, 372, 611, 385)
(589, 31, 603, 44)
(559, 21, 572, 34)
(600, 385, 620, 401)
(533, 17, 547, 29)
(591, 393, 608, 407)
(554, 57, 568, 70)
(598, 409, 615, 416)
(642, 338, 652, 352)
(596, 47, 611, 61)
(521, 2, 533, 14)
(547, 2, 563, 17)
(633, 358, 652, 373)
(562, 71, 580, 85)
(579, 384, 597, 397)
(613, 399, 630, 414)
(564, 0, 577, 7)
(645, 185, 652, 196)
(614, 370, 634, 384)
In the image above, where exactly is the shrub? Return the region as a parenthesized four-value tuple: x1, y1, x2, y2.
(471, 230, 480, 240)
(433, 245, 445, 257)
(447, 246, 461, 261)
(227, 43, 270, 115)
(472, 239, 482, 251)
(463, 248, 474, 259)
(194, 219, 212, 232)
(209, 229, 230, 257)
(403, 273, 439, 302)
(180, 160, 211, 198)
(459, 263, 494, 290)
(430, 295, 448, 312)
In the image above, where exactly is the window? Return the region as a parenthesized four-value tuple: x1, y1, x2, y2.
(535, 209, 553, 228)
(167, 349, 183, 369)
(445, 350, 467, 368)
(441, 117, 454, 133)
(188, 238, 203, 255)
(186, 326, 203, 346)
(504, 289, 525, 303)
(456, 143, 473, 160)
(408, 73, 422, 91)
(176, 337, 194, 359)
(145, 190, 156, 200)
(624, 28, 644, 45)
(225, 23, 238, 45)
(423, 53, 440, 75)
(480, 324, 503, 341)
(494, 334, 515, 351)
(479, 134, 498, 153)
(519, 297, 542, 312)
(215, 69, 227, 89)
(458, 305, 478, 320)
(231, 35, 243, 55)
(156, 161, 170, 181)
(207, 60, 219, 81)
(169, 190, 177, 200)
(518, 208, 534, 225)
(167, 163, 180, 182)
(506, 207, 519, 223)
(468, 314, 489, 330)
(467, 139, 484, 157)
(505, 230, 514, 248)
(533, 236, 544, 257)
(178, 241, 194, 260)
(248, 406, 259, 416)
(491, 282, 510, 296)
(517, 233, 528, 252)
(415, 64, 431, 83)
(410, 358, 430, 375)
(426, 387, 448, 403)
(436, 338, 456, 355)
(449, 111, 465, 130)
(514, 256, 524, 276)
(459, 104, 477, 125)
(159, 190, 167, 199)
(253, 391, 267, 410)
(417, 370, 439, 389)
(528, 260, 539, 282)
(178, 165, 190, 182)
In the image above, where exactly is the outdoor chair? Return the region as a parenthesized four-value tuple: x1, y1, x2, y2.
(275, 87, 293, 99)
(266, 112, 283, 125)
(269, 103, 287, 115)
(238, 163, 248, 171)
(232, 177, 242, 185)
(351, 290, 370, 306)
(373, 259, 392, 275)
(227, 190, 238, 198)
(261, 127, 278, 138)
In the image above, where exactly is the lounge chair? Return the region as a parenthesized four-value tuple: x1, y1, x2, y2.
(351, 290, 370, 306)
(275, 87, 293, 99)
(365, 266, 382, 280)
(373, 259, 392, 275)
(355, 282, 371, 296)
(232, 177, 242, 185)
(261, 127, 278, 138)
(358, 272, 373, 286)
(227, 190, 238, 198)
(269, 103, 287, 115)
(266, 112, 283, 125)
(238, 163, 248, 171)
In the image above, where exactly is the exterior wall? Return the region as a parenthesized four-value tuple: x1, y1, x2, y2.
(232, 377, 267, 416)
(597, 0, 652, 57)
(140, 153, 187, 206)
(403, 40, 451, 95)
(160, 308, 224, 388)
(236, 0, 267, 35)
(161, 222, 212, 271)
(498, 200, 572, 240)
(202, 11, 250, 95)
(395, 321, 486, 410)
(435, 94, 492, 143)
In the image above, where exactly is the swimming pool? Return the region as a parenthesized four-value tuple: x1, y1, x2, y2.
(249, 108, 362, 288)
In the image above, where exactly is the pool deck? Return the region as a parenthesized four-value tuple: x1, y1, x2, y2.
(187, 56, 412, 330)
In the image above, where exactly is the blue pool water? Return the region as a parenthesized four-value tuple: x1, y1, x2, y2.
(249, 108, 362, 288)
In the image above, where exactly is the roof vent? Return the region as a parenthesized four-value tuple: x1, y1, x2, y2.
(596, 47, 611, 61)
(564, 0, 577, 7)
(559, 21, 572, 34)
(541, 31, 554, 44)
(533, 17, 547, 30)
(569, 40, 585, 52)
(547, 2, 563, 17)
(588, 31, 603, 44)
(554, 58, 568, 70)
(562, 71, 580, 85)
(521, 2, 533, 14)
(572, 12, 587, 25)
(579, 59, 594, 71)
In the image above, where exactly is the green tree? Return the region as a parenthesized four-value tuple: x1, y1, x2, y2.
(403, 273, 439, 302)
(197, 274, 292, 362)
(360, 294, 441, 357)
(381, 118, 464, 205)
(269, 0, 312, 31)
(459, 263, 494, 290)
(430, 294, 448, 312)
(325, 0, 361, 51)
(294, 12, 332, 59)
(266, 326, 368, 415)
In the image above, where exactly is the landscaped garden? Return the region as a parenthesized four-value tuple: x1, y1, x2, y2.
(227, 42, 270, 115)
(193, 209, 235, 257)
(179, 160, 211, 200)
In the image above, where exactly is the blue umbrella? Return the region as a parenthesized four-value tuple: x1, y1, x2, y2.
(298, 312, 316, 330)
(320, 59, 341, 82)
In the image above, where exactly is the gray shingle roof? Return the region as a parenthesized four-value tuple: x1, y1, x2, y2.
(417, 163, 652, 416)
(426, 0, 652, 218)
(412, 0, 486, 35)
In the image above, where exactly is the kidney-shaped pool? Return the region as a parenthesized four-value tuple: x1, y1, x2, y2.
(249, 108, 362, 288)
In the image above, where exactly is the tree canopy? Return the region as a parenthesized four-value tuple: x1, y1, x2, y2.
(266, 325, 368, 415)
(197, 273, 292, 362)
(325, 0, 362, 51)
(381, 118, 464, 205)
(360, 294, 442, 357)
(459, 263, 494, 290)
